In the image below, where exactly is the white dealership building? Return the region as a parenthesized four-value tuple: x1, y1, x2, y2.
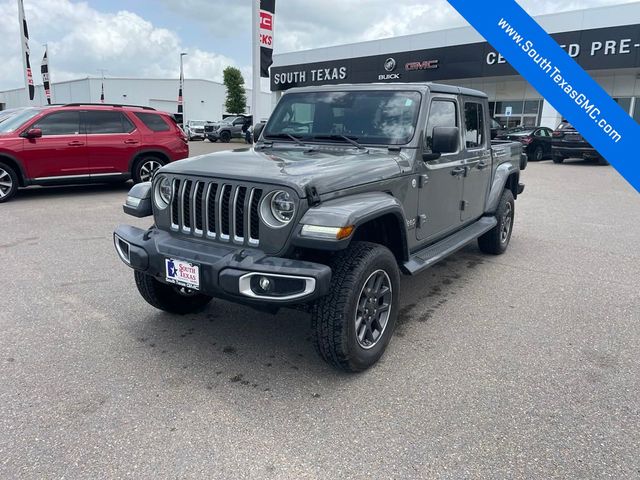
(270, 3, 640, 129)
(0, 77, 272, 123)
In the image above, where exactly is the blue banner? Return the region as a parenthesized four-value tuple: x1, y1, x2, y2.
(447, 0, 640, 193)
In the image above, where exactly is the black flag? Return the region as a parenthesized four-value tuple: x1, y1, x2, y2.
(18, 0, 35, 100)
(259, 0, 275, 78)
(41, 48, 51, 104)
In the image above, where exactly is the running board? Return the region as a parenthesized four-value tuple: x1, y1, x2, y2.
(403, 217, 497, 275)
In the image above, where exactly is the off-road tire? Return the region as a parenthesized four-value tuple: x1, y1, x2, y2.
(0, 161, 19, 203)
(478, 189, 515, 255)
(311, 242, 400, 372)
(134, 271, 212, 314)
(220, 131, 232, 143)
(552, 154, 564, 164)
(529, 146, 544, 161)
(132, 156, 165, 183)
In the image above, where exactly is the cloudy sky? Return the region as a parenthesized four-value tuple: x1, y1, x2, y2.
(0, 0, 636, 91)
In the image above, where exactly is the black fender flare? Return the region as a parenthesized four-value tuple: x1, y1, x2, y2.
(291, 192, 409, 261)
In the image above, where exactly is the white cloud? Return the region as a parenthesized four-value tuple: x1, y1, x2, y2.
(0, 0, 238, 90)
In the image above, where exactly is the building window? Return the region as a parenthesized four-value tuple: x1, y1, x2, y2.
(491, 99, 542, 129)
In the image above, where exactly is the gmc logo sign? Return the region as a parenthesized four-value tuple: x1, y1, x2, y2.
(405, 60, 439, 71)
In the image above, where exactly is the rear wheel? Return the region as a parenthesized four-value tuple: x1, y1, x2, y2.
(0, 162, 18, 203)
(552, 154, 564, 164)
(220, 131, 231, 143)
(478, 189, 515, 255)
(311, 242, 400, 372)
(529, 145, 544, 161)
(134, 271, 213, 314)
(597, 156, 610, 166)
(133, 156, 165, 183)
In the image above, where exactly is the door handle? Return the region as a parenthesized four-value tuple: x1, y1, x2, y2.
(67, 141, 84, 146)
(451, 166, 466, 176)
(124, 139, 139, 145)
(477, 161, 489, 170)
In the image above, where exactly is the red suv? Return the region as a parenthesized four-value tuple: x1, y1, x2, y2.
(0, 103, 188, 202)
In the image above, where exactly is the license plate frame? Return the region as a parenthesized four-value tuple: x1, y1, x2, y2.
(165, 258, 200, 290)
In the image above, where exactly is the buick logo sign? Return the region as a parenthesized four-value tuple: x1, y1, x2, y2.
(384, 58, 397, 72)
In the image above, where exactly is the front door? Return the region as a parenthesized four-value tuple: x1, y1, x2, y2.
(417, 97, 465, 242)
(84, 110, 140, 176)
(461, 99, 492, 222)
(20, 110, 88, 180)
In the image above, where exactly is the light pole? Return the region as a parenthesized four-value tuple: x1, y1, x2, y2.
(97, 69, 108, 103)
(178, 52, 187, 124)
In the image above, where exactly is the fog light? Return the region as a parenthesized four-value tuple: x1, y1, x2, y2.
(259, 276, 272, 291)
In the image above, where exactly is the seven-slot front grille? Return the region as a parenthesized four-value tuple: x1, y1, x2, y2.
(171, 178, 263, 246)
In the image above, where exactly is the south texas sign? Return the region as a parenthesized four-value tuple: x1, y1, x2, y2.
(271, 24, 640, 91)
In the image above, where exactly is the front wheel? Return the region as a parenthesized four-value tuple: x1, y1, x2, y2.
(552, 154, 564, 164)
(219, 131, 231, 143)
(133, 156, 165, 183)
(311, 242, 400, 372)
(134, 271, 213, 314)
(478, 189, 515, 255)
(0, 162, 19, 203)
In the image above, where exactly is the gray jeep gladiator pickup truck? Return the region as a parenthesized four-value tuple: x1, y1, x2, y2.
(114, 83, 525, 372)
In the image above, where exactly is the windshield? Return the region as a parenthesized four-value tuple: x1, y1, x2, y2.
(264, 90, 422, 146)
(0, 108, 42, 133)
(223, 116, 239, 123)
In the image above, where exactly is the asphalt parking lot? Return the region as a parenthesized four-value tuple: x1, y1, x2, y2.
(1, 142, 639, 479)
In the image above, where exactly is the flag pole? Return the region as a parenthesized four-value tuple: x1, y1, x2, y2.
(251, 0, 260, 125)
(97, 68, 107, 103)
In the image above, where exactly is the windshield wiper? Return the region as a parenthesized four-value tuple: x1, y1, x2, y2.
(312, 134, 366, 150)
(265, 133, 308, 147)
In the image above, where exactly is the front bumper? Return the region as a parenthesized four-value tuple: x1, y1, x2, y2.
(113, 225, 332, 305)
(205, 131, 220, 140)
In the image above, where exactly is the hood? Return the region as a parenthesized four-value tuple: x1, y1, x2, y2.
(161, 146, 404, 197)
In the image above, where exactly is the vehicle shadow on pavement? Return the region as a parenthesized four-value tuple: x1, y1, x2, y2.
(125, 244, 487, 390)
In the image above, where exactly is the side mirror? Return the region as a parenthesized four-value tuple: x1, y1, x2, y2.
(123, 182, 152, 218)
(432, 126, 459, 154)
(422, 126, 459, 161)
(24, 128, 43, 139)
(253, 122, 266, 141)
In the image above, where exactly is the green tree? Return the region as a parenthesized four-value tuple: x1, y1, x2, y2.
(223, 66, 247, 114)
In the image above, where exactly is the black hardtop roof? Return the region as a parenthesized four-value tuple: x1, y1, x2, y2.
(285, 82, 488, 99)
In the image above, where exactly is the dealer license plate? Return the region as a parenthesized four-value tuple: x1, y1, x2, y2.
(165, 258, 200, 290)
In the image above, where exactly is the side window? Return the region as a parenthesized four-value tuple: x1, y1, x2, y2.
(134, 112, 170, 132)
(464, 102, 486, 149)
(425, 100, 457, 152)
(32, 111, 80, 136)
(85, 111, 135, 134)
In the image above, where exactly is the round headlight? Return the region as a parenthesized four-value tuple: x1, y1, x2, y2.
(270, 190, 296, 224)
(154, 176, 172, 209)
